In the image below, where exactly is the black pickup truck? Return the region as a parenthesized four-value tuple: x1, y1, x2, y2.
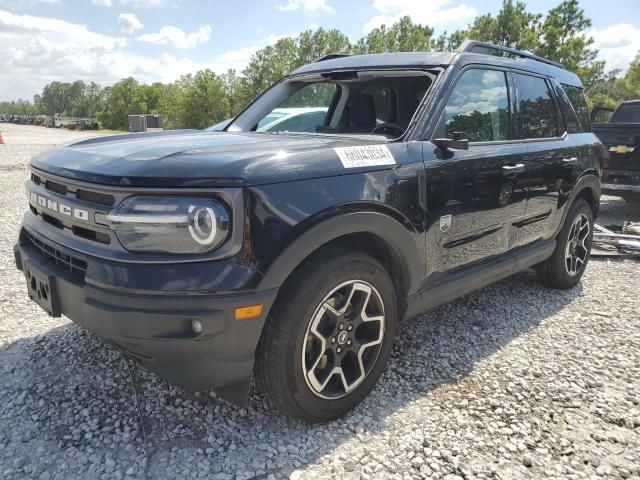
(593, 100, 640, 198)
(14, 41, 602, 422)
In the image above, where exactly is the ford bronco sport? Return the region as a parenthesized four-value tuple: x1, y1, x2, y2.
(14, 41, 602, 422)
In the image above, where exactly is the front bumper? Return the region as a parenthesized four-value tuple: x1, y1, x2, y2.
(14, 229, 278, 406)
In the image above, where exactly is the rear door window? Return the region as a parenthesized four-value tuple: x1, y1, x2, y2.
(443, 68, 510, 142)
(515, 74, 559, 139)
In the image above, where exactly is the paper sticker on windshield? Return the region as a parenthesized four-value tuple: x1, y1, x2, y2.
(334, 145, 396, 168)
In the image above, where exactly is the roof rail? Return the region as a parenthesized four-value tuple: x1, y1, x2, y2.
(316, 53, 351, 62)
(457, 40, 566, 70)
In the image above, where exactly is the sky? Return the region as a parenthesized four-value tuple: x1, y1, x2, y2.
(0, 0, 639, 101)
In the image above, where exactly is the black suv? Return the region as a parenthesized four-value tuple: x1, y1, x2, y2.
(14, 41, 602, 422)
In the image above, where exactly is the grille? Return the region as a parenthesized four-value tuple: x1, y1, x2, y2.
(25, 232, 87, 279)
(29, 173, 115, 246)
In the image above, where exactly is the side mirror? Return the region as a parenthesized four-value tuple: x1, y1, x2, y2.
(433, 137, 469, 151)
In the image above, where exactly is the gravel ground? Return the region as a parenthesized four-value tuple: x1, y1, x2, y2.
(0, 123, 639, 480)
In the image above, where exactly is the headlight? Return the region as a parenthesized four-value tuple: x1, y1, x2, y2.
(106, 196, 230, 254)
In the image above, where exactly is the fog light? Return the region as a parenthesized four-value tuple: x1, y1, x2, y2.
(191, 319, 203, 334)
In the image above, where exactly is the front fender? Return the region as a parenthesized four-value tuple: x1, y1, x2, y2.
(257, 211, 424, 296)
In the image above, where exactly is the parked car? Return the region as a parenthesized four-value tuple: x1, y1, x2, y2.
(206, 107, 329, 133)
(15, 41, 602, 422)
(592, 100, 640, 199)
(206, 119, 232, 131)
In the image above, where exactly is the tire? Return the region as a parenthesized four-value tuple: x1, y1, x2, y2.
(255, 248, 397, 422)
(536, 198, 594, 289)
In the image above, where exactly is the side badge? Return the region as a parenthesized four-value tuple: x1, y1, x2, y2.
(440, 214, 452, 233)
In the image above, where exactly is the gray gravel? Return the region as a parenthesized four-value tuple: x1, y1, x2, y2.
(1, 124, 639, 480)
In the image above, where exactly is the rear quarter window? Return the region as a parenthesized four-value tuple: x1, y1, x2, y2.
(554, 83, 581, 133)
(562, 84, 591, 132)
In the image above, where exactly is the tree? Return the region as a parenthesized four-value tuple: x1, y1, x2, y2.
(354, 16, 436, 54)
(98, 77, 147, 130)
(176, 69, 231, 129)
(238, 28, 351, 108)
(456, 0, 540, 51)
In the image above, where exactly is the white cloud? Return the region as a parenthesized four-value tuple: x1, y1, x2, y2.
(0, 0, 60, 5)
(277, 0, 334, 14)
(590, 23, 640, 72)
(0, 7, 303, 102)
(363, 0, 476, 33)
(0, 9, 207, 100)
(119, 0, 162, 7)
(91, 0, 112, 6)
(214, 34, 290, 71)
(118, 13, 143, 34)
(136, 25, 211, 49)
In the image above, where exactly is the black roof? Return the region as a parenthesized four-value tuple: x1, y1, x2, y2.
(290, 49, 582, 88)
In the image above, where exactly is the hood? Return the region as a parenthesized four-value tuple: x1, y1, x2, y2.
(31, 130, 403, 187)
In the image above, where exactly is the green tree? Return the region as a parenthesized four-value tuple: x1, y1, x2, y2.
(176, 69, 231, 129)
(98, 77, 147, 130)
(354, 16, 436, 54)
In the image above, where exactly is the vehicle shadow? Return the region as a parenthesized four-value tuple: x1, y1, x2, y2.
(0, 268, 583, 479)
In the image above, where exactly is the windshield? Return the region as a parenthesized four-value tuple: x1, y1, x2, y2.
(229, 70, 434, 138)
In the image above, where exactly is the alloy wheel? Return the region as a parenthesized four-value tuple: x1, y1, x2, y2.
(301, 280, 385, 399)
(565, 213, 590, 277)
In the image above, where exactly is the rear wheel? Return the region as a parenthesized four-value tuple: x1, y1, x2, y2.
(536, 198, 594, 289)
(255, 248, 397, 422)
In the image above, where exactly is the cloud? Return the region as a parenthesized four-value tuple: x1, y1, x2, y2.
(590, 23, 640, 72)
(91, 0, 112, 6)
(0, 9, 202, 100)
(118, 13, 143, 34)
(362, 0, 476, 33)
(213, 34, 290, 71)
(0, 0, 60, 6)
(277, 0, 334, 14)
(136, 25, 211, 49)
(0, 7, 300, 102)
(119, 0, 162, 7)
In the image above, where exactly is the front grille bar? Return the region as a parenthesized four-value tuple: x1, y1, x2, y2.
(25, 232, 87, 278)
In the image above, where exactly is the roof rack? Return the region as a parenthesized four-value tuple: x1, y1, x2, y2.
(457, 40, 566, 70)
(316, 53, 351, 62)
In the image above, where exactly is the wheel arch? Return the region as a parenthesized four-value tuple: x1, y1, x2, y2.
(257, 211, 424, 313)
(554, 173, 601, 238)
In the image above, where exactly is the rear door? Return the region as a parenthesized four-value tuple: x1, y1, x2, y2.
(424, 67, 528, 274)
(514, 72, 579, 245)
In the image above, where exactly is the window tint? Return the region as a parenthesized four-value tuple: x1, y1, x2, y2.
(268, 111, 327, 133)
(444, 69, 510, 142)
(361, 85, 397, 124)
(516, 74, 558, 138)
(553, 83, 581, 133)
(611, 103, 640, 123)
(257, 83, 336, 131)
(562, 84, 591, 132)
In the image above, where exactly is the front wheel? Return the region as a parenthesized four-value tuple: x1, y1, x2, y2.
(536, 198, 594, 289)
(255, 248, 397, 422)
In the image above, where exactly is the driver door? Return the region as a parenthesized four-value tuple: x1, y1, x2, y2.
(423, 67, 528, 275)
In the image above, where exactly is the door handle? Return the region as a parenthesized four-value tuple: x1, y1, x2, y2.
(502, 164, 525, 176)
(562, 157, 578, 168)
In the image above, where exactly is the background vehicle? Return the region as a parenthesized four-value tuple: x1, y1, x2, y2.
(15, 41, 601, 422)
(206, 108, 329, 133)
(592, 100, 640, 199)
